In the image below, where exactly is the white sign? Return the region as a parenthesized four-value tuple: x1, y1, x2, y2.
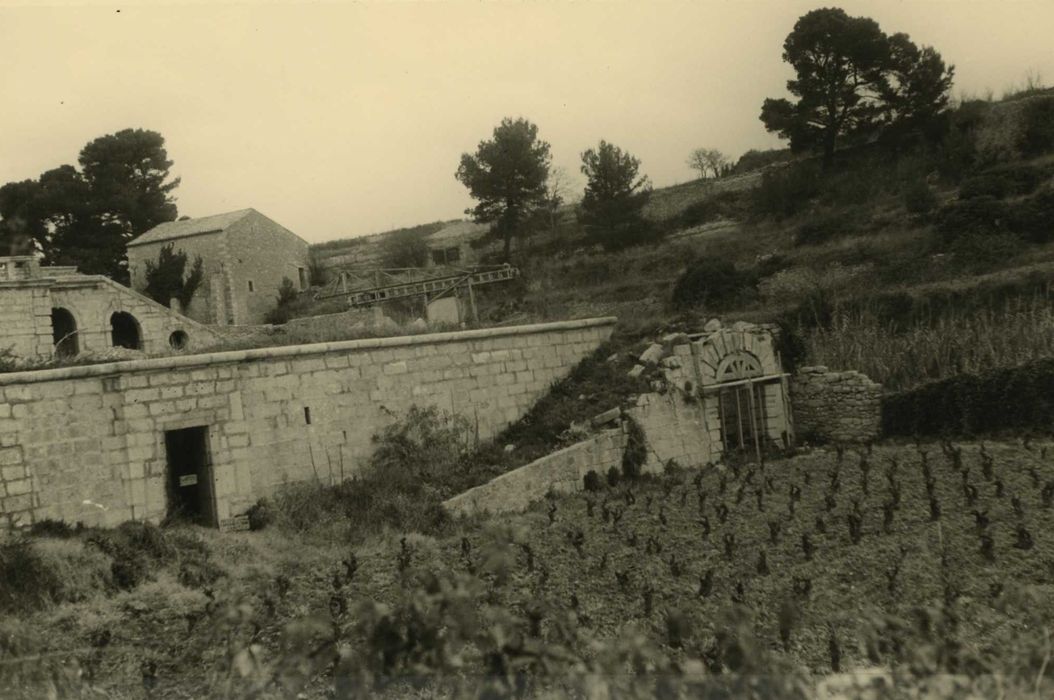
(179, 474, 198, 487)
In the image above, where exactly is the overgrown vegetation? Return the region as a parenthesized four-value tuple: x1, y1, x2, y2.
(5, 441, 1054, 697)
(883, 356, 1054, 436)
(143, 242, 204, 309)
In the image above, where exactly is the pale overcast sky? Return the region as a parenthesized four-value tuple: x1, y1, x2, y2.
(2, 1, 1052, 243)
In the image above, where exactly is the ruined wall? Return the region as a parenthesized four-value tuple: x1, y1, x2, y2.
(443, 428, 626, 517)
(627, 392, 717, 471)
(791, 366, 882, 444)
(0, 318, 615, 528)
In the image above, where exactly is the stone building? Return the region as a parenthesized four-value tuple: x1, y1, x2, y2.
(127, 209, 311, 326)
(0, 255, 220, 361)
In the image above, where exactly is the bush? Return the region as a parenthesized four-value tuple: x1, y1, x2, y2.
(1018, 95, 1054, 157)
(959, 163, 1050, 200)
(751, 162, 821, 218)
(668, 191, 742, 230)
(882, 357, 1054, 436)
(0, 537, 112, 614)
(246, 499, 276, 531)
(793, 214, 845, 247)
(935, 196, 1010, 243)
(621, 417, 648, 480)
(671, 257, 751, 311)
(959, 173, 1012, 200)
(583, 470, 601, 492)
(1010, 189, 1054, 243)
(903, 180, 938, 214)
(948, 232, 1023, 272)
(606, 466, 621, 488)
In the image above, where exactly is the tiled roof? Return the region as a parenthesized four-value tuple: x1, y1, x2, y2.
(127, 208, 254, 247)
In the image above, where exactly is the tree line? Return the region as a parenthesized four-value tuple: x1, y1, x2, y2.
(455, 7, 955, 258)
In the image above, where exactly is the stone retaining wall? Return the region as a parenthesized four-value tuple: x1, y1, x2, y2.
(791, 366, 882, 444)
(442, 428, 626, 517)
(0, 317, 615, 528)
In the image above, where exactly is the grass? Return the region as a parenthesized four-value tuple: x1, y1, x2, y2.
(802, 293, 1054, 391)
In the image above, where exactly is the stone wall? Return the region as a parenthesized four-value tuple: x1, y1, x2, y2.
(791, 366, 882, 444)
(1, 272, 223, 361)
(50, 277, 224, 356)
(627, 392, 717, 471)
(0, 281, 53, 359)
(128, 231, 227, 325)
(226, 210, 312, 324)
(0, 318, 615, 528)
(442, 428, 626, 517)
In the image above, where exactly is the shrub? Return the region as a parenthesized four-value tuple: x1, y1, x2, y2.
(773, 319, 808, 374)
(606, 466, 621, 488)
(246, 498, 276, 531)
(959, 173, 1012, 200)
(671, 257, 751, 311)
(0, 537, 112, 614)
(935, 196, 1010, 243)
(1018, 95, 1054, 157)
(621, 417, 648, 480)
(583, 470, 601, 492)
(751, 162, 821, 218)
(882, 357, 1054, 436)
(903, 180, 938, 214)
(1010, 189, 1054, 243)
(793, 214, 845, 246)
(959, 163, 1050, 200)
(668, 191, 742, 230)
(948, 232, 1023, 272)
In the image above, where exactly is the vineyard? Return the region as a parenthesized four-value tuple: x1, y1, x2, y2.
(3, 439, 1054, 698)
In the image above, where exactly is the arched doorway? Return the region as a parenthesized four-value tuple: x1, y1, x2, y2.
(51, 307, 79, 358)
(110, 311, 142, 350)
(715, 351, 766, 456)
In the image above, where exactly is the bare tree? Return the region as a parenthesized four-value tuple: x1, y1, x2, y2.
(544, 167, 576, 235)
(687, 148, 730, 180)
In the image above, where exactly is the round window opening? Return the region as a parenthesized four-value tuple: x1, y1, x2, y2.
(169, 330, 189, 350)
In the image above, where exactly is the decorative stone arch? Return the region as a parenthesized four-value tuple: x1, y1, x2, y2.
(692, 330, 793, 460)
(715, 350, 764, 383)
(110, 311, 143, 350)
(50, 306, 80, 359)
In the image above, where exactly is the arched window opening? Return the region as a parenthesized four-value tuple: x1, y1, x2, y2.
(169, 330, 189, 350)
(51, 307, 79, 359)
(716, 351, 763, 382)
(111, 311, 142, 350)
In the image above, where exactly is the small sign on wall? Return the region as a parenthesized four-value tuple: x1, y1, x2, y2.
(219, 514, 251, 532)
(179, 474, 198, 487)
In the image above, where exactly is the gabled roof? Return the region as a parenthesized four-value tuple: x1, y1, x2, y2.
(128, 208, 255, 247)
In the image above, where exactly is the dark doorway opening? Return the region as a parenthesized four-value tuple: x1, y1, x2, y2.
(51, 307, 79, 358)
(718, 383, 767, 459)
(111, 311, 142, 350)
(164, 427, 215, 526)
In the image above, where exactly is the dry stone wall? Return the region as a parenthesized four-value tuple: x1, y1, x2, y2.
(791, 366, 882, 444)
(0, 318, 614, 528)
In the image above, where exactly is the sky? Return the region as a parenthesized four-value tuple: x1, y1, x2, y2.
(2, 1, 1053, 244)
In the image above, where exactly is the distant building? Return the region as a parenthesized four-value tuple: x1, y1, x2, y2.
(0, 255, 219, 360)
(424, 220, 490, 268)
(127, 209, 311, 325)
